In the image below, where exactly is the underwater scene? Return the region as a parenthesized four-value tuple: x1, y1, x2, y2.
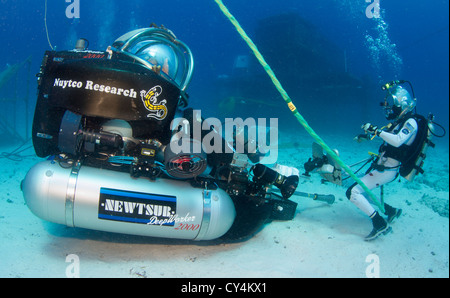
(0, 0, 448, 280)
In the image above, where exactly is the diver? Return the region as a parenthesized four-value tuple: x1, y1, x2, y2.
(346, 82, 418, 241)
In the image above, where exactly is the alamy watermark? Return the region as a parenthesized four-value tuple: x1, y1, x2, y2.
(169, 110, 279, 165)
(365, 0, 381, 19)
(66, 0, 80, 19)
(365, 254, 380, 278)
(65, 254, 80, 278)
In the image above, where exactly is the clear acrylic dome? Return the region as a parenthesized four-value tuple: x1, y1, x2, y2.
(112, 27, 194, 92)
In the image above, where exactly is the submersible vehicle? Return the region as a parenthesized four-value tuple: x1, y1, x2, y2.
(21, 26, 300, 241)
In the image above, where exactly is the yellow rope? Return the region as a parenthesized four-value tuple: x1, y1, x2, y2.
(213, 0, 385, 212)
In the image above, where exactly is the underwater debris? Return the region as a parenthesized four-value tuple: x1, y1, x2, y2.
(214, 13, 374, 126)
(253, 13, 365, 97)
(0, 56, 31, 91)
(129, 267, 148, 278)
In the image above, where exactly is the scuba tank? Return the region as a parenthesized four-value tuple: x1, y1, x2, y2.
(400, 113, 435, 181)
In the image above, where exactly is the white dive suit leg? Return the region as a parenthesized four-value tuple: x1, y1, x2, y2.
(347, 166, 398, 216)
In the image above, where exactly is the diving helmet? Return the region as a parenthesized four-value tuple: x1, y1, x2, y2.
(111, 26, 194, 92)
(383, 85, 416, 120)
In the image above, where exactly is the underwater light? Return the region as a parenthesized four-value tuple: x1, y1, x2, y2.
(252, 164, 299, 199)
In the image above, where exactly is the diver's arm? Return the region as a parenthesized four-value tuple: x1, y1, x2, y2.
(378, 118, 418, 148)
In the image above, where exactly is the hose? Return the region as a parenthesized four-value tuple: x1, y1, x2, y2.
(213, 0, 385, 212)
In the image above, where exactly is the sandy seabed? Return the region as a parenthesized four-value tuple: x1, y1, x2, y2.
(0, 130, 448, 278)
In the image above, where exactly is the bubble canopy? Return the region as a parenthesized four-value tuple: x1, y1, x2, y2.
(111, 27, 194, 92)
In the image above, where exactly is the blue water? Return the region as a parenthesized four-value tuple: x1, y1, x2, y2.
(0, 0, 448, 137)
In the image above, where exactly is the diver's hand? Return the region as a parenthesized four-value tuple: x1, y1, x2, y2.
(273, 164, 300, 177)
